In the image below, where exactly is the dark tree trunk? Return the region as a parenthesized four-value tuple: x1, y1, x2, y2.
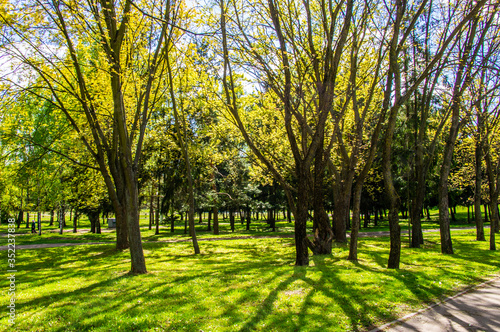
(149, 182, 154, 231)
(246, 207, 251, 231)
(17, 210, 23, 229)
(450, 207, 457, 222)
(155, 185, 160, 235)
(348, 181, 363, 261)
(199, 211, 203, 224)
(90, 212, 97, 233)
(73, 211, 79, 233)
(96, 216, 101, 234)
(49, 210, 54, 226)
(332, 188, 350, 243)
(294, 174, 309, 266)
(475, 138, 486, 240)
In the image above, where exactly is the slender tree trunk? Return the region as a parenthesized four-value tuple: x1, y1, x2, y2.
(213, 207, 219, 235)
(230, 210, 235, 232)
(348, 181, 363, 261)
(149, 182, 154, 231)
(475, 138, 486, 241)
(246, 207, 251, 231)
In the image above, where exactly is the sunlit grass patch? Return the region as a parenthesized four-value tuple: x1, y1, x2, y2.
(0, 229, 498, 332)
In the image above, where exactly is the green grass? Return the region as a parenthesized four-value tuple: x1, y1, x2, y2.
(1, 229, 499, 332)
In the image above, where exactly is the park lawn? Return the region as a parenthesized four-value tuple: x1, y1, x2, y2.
(1, 229, 499, 332)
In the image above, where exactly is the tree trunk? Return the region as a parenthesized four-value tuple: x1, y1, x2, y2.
(294, 174, 309, 266)
(213, 207, 219, 235)
(348, 181, 363, 261)
(311, 148, 333, 254)
(475, 138, 486, 241)
(149, 182, 154, 231)
(155, 182, 160, 235)
(230, 210, 235, 232)
(96, 215, 101, 234)
(246, 207, 251, 231)
(17, 210, 23, 229)
(73, 211, 79, 233)
(90, 212, 97, 233)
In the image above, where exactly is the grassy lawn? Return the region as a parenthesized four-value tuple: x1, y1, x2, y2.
(1, 228, 499, 332)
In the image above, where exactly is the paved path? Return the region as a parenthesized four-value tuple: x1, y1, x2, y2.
(370, 277, 500, 332)
(0, 227, 482, 251)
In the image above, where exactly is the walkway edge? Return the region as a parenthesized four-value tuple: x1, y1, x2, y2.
(368, 274, 500, 332)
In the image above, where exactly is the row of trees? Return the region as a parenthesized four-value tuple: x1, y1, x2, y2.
(1, 0, 499, 274)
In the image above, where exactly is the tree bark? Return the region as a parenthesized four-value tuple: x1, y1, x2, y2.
(475, 138, 486, 240)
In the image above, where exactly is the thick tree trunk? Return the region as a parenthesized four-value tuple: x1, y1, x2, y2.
(311, 149, 333, 254)
(332, 185, 351, 243)
(123, 185, 147, 274)
(294, 174, 309, 266)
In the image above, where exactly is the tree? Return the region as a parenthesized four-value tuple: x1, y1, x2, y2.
(0, 0, 187, 273)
